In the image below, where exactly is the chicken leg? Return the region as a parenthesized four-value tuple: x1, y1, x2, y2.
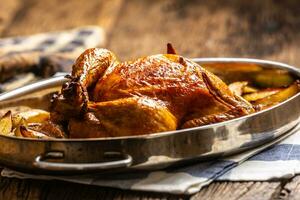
(69, 97, 177, 138)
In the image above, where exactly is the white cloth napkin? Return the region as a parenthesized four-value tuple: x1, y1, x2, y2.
(2, 124, 300, 195)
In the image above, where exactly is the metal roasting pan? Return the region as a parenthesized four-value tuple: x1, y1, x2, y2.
(0, 58, 299, 175)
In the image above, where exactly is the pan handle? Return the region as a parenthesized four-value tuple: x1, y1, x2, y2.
(33, 151, 132, 171)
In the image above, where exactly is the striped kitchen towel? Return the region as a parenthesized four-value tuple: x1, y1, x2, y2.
(0, 26, 105, 92)
(0, 26, 105, 55)
(2, 123, 300, 195)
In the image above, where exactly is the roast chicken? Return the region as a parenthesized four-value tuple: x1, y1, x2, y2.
(51, 44, 254, 138)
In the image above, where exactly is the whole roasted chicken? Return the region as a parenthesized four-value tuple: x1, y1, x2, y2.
(51, 45, 254, 138)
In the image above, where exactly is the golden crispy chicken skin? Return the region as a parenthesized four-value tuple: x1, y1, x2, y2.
(51, 46, 254, 138)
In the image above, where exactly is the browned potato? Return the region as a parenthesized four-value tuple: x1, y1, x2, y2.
(19, 126, 49, 139)
(0, 111, 13, 136)
(253, 81, 300, 109)
(243, 89, 281, 102)
(254, 69, 295, 88)
(203, 63, 263, 73)
(243, 85, 258, 94)
(14, 109, 50, 123)
(29, 121, 66, 138)
(202, 63, 263, 83)
(228, 81, 248, 96)
(14, 118, 27, 137)
(0, 109, 54, 138)
(12, 115, 27, 127)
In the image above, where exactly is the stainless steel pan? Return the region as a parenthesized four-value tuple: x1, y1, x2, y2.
(0, 58, 299, 174)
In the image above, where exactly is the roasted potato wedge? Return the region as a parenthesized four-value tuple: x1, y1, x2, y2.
(29, 121, 66, 138)
(19, 126, 49, 139)
(202, 63, 263, 73)
(12, 115, 28, 127)
(14, 117, 28, 137)
(228, 81, 248, 96)
(243, 86, 258, 94)
(253, 81, 300, 109)
(0, 111, 13, 135)
(202, 63, 263, 83)
(243, 89, 281, 102)
(14, 109, 50, 123)
(0, 108, 66, 138)
(254, 69, 295, 88)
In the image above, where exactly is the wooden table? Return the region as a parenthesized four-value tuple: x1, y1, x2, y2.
(1, 0, 300, 199)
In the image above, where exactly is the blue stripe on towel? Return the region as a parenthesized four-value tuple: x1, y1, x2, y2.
(91, 160, 237, 181)
(250, 144, 300, 161)
(170, 160, 237, 178)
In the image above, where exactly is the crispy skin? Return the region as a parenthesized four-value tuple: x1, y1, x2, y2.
(51, 48, 254, 138)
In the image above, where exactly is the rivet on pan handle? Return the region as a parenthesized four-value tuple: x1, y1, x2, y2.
(33, 151, 132, 171)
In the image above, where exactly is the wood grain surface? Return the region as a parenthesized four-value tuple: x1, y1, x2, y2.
(0, 0, 300, 199)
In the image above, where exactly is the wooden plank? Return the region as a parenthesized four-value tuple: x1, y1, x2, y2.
(0, 176, 187, 200)
(191, 181, 281, 200)
(0, 175, 284, 200)
(108, 0, 300, 66)
(280, 176, 300, 200)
